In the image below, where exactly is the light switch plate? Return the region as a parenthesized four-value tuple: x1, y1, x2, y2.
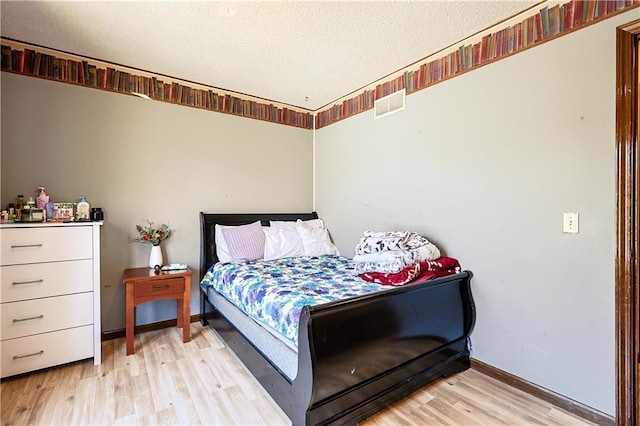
(563, 212, 579, 234)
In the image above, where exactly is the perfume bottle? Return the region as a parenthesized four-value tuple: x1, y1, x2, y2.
(36, 186, 49, 210)
(77, 196, 90, 221)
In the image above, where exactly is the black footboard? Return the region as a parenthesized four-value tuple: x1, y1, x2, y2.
(292, 271, 475, 425)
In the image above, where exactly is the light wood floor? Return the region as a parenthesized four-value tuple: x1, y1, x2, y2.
(1, 322, 595, 425)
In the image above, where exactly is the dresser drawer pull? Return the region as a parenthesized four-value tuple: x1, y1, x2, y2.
(10, 243, 43, 249)
(12, 279, 44, 286)
(152, 284, 170, 291)
(12, 314, 44, 323)
(13, 350, 44, 360)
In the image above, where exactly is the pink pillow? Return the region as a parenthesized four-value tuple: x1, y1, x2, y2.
(221, 221, 265, 261)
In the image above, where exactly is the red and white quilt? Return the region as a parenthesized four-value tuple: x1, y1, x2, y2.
(358, 256, 461, 286)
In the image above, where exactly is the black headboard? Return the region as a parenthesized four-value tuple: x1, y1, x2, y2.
(199, 212, 319, 280)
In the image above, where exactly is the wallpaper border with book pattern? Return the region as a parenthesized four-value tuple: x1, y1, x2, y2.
(0, 40, 314, 130)
(314, 0, 640, 129)
(1, 0, 637, 130)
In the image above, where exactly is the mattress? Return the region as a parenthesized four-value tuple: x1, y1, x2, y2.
(201, 255, 388, 381)
(205, 285, 298, 380)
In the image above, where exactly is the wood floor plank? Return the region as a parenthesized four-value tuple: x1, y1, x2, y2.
(428, 395, 482, 424)
(174, 355, 219, 424)
(24, 385, 55, 425)
(37, 381, 78, 425)
(114, 364, 136, 419)
(130, 372, 156, 419)
(452, 379, 546, 424)
(248, 394, 289, 425)
(141, 406, 182, 425)
(546, 407, 598, 425)
(144, 358, 176, 412)
(458, 370, 589, 425)
(94, 371, 116, 425)
(1, 323, 600, 425)
(0, 375, 35, 425)
(462, 369, 553, 414)
(114, 414, 138, 425)
(68, 375, 98, 425)
(159, 357, 200, 425)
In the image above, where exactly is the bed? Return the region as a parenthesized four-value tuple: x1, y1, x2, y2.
(199, 212, 476, 425)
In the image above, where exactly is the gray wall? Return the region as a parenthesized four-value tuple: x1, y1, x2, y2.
(315, 10, 640, 416)
(1, 73, 313, 332)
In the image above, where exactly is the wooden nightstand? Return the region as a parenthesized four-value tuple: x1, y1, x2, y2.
(122, 267, 192, 355)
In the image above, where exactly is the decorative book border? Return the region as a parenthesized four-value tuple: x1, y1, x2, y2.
(0, 40, 313, 130)
(2, 0, 637, 130)
(314, 0, 640, 129)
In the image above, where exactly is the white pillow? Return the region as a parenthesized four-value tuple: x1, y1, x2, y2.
(296, 220, 340, 256)
(270, 218, 324, 230)
(214, 224, 233, 262)
(263, 227, 305, 260)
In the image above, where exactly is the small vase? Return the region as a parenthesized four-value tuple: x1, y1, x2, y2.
(149, 245, 163, 268)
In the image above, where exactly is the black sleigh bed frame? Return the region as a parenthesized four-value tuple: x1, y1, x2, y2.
(199, 212, 476, 425)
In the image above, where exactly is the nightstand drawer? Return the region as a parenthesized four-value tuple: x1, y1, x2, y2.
(0, 227, 92, 266)
(1, 325, 93, 378)
(1, 259, 93, 303)
(134, 277, 184, 297)
(1, 292, 93, 340)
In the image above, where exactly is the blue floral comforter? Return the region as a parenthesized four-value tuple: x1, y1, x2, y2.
(200, 255, 386, 347)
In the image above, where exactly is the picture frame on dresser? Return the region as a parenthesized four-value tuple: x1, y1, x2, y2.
(0, 221, 102, 378)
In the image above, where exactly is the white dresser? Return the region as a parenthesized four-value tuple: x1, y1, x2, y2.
(0, 222, 102, 378)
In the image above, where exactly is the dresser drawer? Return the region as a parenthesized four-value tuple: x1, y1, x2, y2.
(0, 325, 93, 378)
(134, 277, 184, 298)
(1, 259, 93, 303)
(1, 292, 93, 340)
(0, 226, 92, 266)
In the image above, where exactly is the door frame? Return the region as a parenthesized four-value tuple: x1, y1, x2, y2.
(615, 19, 639, 426)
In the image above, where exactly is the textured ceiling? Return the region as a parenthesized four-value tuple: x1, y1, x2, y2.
(1, 1, 540, 110)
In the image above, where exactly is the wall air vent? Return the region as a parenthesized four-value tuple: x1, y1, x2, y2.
(374, 89, 406, 119)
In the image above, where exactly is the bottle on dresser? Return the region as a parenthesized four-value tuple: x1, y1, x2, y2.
(7, 203, 16, 220)
(77, 197, 90, 221)
(36, 187, 49, 210)
(15, 194, 24, 210)
(15, 195, 24, 220)
(26, 197, 35, 209)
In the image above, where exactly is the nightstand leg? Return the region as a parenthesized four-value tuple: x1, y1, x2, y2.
(183, 295, 190, 343)
(177, 299, 184, 328)
(183, 277, 191, 343)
